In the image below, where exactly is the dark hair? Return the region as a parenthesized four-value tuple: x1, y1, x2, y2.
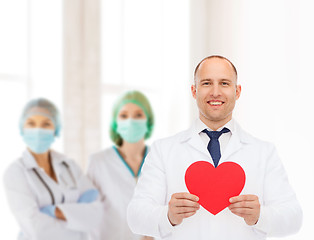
(193, 55, 237, 83)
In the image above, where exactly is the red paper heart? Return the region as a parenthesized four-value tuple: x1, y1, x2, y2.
(185, 161, 246, 215)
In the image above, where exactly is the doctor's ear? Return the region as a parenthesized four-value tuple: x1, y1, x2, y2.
(236, 84, 241, 100)
(191, 85, 197, 99)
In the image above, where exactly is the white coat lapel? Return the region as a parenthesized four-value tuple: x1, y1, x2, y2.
(181, 125, 209, 157)
(220, 121, 249, 163)
(219, 130, 242, 163)
(188, 132, 210, 157)
(50, 151, 75, 188)
(182, 120, 250, 164)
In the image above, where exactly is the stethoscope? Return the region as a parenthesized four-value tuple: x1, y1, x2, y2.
(32, 161, 77, 205)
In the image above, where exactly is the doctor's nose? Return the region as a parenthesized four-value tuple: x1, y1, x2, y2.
(209, 84, 221, 98)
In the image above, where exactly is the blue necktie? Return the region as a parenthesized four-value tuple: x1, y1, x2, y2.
(202, 127, 230, 168)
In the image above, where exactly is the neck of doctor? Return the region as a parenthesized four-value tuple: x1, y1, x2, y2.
(118, 139, 146, 177)
(29, 149, 53, 172)
(119, 139, 146, 160)
(199, 113, 233, 131)
(30, 149, 57, 182)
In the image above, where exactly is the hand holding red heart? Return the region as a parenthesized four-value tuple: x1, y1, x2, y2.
(185, 161, 246, 215)
(228, 194, 260, 225)
(173, 161, 259, 226)
(167, 192, 200, 226)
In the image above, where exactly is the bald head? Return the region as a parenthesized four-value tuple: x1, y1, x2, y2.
(194, 55, 237, 84)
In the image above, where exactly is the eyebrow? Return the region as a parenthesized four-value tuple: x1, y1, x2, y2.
(199, 78, 232, 82)
(25, 119, 35, 123)
(43, 120, 52, 123)
(132, 111, 144, 116)
(199, 79, 212, 82)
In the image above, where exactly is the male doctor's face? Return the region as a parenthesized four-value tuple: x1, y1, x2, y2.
(191, 57, 241, 129)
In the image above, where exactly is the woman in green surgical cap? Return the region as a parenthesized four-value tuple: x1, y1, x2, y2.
(87, 90, 154, 240)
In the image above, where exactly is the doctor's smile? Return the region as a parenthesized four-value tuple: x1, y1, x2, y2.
(207, 100, 225, 109)
(207, 100, 224, 106)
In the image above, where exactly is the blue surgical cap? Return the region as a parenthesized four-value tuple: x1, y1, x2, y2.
(19, 98, 61, 137)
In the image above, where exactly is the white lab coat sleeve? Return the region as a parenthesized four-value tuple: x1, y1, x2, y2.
(252, 144, 303, 237)
(127, 142, 175, 239)
(3, 163, 71, 240)
(68, 159, 96, 192)
(86, 156, 101, 194)
(57, 201, 102, 232)
(56, 160, 103, 232)
(85, 156, 108, 240)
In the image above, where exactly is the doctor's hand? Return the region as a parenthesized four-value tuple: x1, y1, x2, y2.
(78, 189, 99, 203)
(55, 207, 66, 221)
(141, 236, 154, 240)
(40, 205, 56, 218)
(167, 192, 200, 226)
(228, 194, 260, 226)
(40, 205, 66, 220)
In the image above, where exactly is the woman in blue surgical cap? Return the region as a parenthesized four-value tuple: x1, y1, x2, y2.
(3, 98, 102, 240)
(87, 90, 154, 240)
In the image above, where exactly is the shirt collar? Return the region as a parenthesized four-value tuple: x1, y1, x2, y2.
(22, 150, 39, 169)
(195, 118, 235, 134)
(21, 149, 66, 170)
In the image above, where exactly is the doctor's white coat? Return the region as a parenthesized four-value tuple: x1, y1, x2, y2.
(127, 120, 302, 240)
(3, 150, 102, 240)
(87, 147, 149, 240)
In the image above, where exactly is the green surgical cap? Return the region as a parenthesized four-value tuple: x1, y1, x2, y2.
(19, 98, 61, 137)
(110, 90, 154, 146)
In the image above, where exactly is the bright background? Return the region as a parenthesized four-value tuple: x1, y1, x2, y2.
(0, 0, 313, 239)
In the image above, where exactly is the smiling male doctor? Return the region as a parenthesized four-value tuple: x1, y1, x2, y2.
(127, 55, 302, 239)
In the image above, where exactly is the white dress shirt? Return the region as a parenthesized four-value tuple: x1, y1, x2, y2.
(196, 118, 234, 157)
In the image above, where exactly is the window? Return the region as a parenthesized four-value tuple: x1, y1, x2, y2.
(0, 1, 62, 237)
(101, 0, 191, 147)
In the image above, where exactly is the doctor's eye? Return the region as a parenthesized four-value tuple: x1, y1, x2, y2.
(118, 113, 128, 119)
(200, 80, 212, 86)
(221, 80, 232, 86)
(42, 122, 53, 128)
(24, 120, 35, 127)
(134, 112, 145, 118)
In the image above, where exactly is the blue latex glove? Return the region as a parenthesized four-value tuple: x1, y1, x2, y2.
(40, 205, 56, 218)
(78, 189, 99, 203)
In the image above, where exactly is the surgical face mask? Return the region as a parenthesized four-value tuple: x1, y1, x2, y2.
(22, 128, 55, 154)
(117, 119, 148, 143)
